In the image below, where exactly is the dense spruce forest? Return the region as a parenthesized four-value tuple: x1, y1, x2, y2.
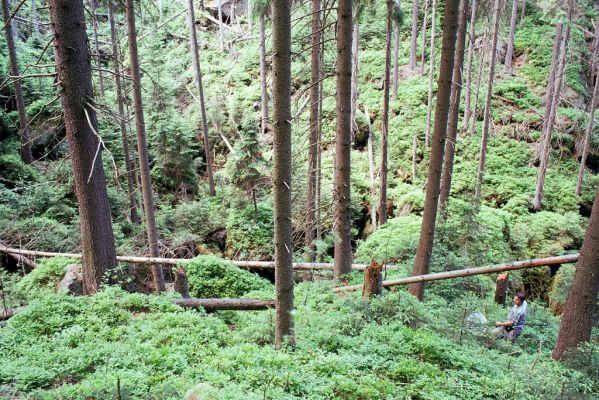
(1, 0, 599, 397)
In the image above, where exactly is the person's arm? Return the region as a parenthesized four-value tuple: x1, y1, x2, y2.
(495, 321, 514, 327)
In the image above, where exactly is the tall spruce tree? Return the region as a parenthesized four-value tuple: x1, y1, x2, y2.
(48, 0, 117, 294)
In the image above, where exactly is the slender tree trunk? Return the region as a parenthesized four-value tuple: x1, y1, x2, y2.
(474, 0, 502, 202)
(108, 1, 139, 224)
(576, 47, 599, 196)
(378, 0, 393, 226)
(392, 20, 400, 99)
(520, 0, 525, 20)
(462, 0, 477, 129)
(217, 0, 224, 51)
(334, 0, 353, 278)
(316, 27, 325, 261)
(409, 0, 419, 70)
(305, 0, 321, 261)
(48, 0, 117, 294)
(272, 0, 294, 348)
(470, 37, 487, 133)
(409, 0, 460, 301)
(424, 0, 437, 147)
(411, 132, 418, 177)
(552, 182, 599, 360)
(125, 0, 166, 293)
(31, 0, 40, 33)
(365, 105, 377, 232)
(439, 0, 468, 208)
(420, 0, 429, 75)
(186, 0, 215, 196)
(2, 0, 34, 164)
(350, 12, 359, 140)
(259, 13, 269, 136)
(539, 23, 563, 145)
(504, 0, 518, 75)
(90, 0, 104, 96)
(531, 0, 573, 211)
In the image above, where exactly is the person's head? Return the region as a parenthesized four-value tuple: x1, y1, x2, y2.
(513, 292, 526, 305)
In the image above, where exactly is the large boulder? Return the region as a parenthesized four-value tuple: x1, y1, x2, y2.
(54, 264, 83, 296)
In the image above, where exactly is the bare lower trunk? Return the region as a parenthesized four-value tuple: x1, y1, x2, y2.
(259, 13, 269, 136)
(409, 0, 419, 70)
(392, 23, 400, 99)
(531, 0, 573, 211)
(504, 0, 518, 75)
(2, 0, 34, 164)
(474, 0, 502, 202)
(334, 0, 353, 278)
(411, 132, 418, 177)
(108, 1, 139, 224)
(217, 0, 224, 51)
(576, 62, 599, 196)
(439, 0, 468, 208)
(186, 0, 215, 196)
(409, 0, 460, 301)
(552, 181, 599, 360)
(305, 0, 321, 261)
(48, 0, 117, 294)
(90, 0, 104, 96)
(272, 0, 294, 348)
(365, 105, 377, 231)
(462, 0, 477, 130)
(424, 0, 437, 147)
(125, 0, 166, 293)
(420, 0, 429, 75)
(350, 17, 359, 139)
(378, 0, 393, 226)
(470, 39, 487, 133)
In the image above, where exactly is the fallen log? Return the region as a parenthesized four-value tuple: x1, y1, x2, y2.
(0, 241, 37, 269)
(172, 298, 274, 310)
(0, 309, 15, 321)
(0, 246, 398, 271)
(333, 254, 579, 293)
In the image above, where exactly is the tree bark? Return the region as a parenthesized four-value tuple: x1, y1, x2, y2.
(552, 183, 599, 360)
(409, 0, 419, 70)
(48, 0, 117, 295)
(186, 0, 216, 196)
(504, 0, 518, 75)
(108, 1, 140, 225)
(408, 0, 460, 301)
(334, 0, 353, 279)
(174, 266, 190, 298)
(531, 0, 573, 211)
(125, 0, 166, 293)
(172, 298, 275, 310)
(305, 0, 321, 261)
(350, 8, 359, 140)
(469, 37, 487, 133)
(378, 0, 393, 226)
(337, 254, 578, 292)
(259, 12, 269, 136)
(474, 0, 502, 203)
(462, 0, 477, 131)
(439, 0, 468, 208)
(365, 105, 377, 231)
(272, 0, 294, 348)
(217, 0, 224, 51)
(2, 0, 34, 164)
(362, 261, 383, 297)
(576, 57, 599, 196)
(423, 0, 436, 148)
(420, 0, 429, 75)
(392, 15, 400, 99)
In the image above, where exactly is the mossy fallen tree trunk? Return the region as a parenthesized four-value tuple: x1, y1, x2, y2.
(0, 309, 15, 321)
(333, 254, 579, 293)
(172, 298, 274, 310)
(0, 246, 398, 271)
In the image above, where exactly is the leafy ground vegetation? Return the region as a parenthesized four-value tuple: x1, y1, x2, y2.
(1, 0, 599, 398)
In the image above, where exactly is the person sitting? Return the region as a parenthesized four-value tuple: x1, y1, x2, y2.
(493, 291, 528, 343)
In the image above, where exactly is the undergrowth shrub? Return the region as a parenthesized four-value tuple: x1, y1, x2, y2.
(15, 256, 75, 299)
(225, 203, 274, 260)
(183, 256, 271, 298)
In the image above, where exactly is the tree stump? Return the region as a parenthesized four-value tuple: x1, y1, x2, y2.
(495, 272, 509, 305)
(362, 261, 383, 297)
(174, 267, 190, 299)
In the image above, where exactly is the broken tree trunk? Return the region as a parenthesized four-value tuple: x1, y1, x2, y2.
(494, 272, 509, 305)
(173, 298, 274, 310)
(334, 254, 579, 292)
(362, 261, 383, 297)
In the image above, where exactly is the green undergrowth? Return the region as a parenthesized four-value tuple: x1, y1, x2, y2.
(0, 283, 596, 399)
